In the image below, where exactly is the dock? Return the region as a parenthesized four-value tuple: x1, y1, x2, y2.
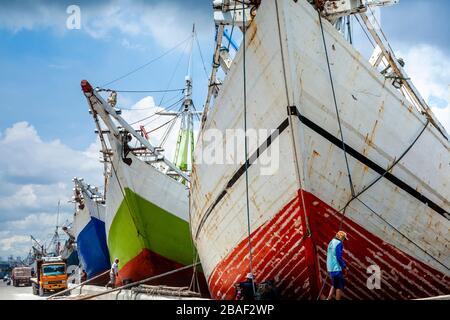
(53, 284, 208, 300)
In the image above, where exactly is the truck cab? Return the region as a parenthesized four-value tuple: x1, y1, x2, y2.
(31, 256, 68, 296)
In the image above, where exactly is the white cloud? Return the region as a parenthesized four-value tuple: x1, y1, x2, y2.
(398, 44, 450, 133)
(0, 235, 30, 252)
(400, 45, 450, 105)
(81, 1, 211, 49)
(0, 2, 65, 33)
(0, 94, 198, 258)
(0, 121, 102, 257)
(0, 1, 212, 50)
(5, 212, 72, 231)
(119, 96, 183, 162)
(0, 122, 102, 187)
(431, 105, 450, 135)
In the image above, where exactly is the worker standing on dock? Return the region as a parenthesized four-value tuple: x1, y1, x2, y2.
(106, 258, 119, 289)
(326, 231, 348, 300)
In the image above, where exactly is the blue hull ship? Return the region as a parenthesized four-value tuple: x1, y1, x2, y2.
(72, 179, 110, 279)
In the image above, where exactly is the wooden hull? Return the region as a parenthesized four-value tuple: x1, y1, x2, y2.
(191, 0, 450, 300)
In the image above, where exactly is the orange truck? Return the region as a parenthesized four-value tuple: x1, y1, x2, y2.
(11, 267, 32, 287)
(31, 256, 68, 296)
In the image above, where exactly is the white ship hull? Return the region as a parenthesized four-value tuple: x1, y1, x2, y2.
(191, 0, 450, 300)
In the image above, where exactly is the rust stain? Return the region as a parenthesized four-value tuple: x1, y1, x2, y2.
(407, 105, 414, 113)
(248, 22, 258, 44)
(364, 120, 379, 155)
(379, 101, 385, 115)
(312, 150, 320, 157)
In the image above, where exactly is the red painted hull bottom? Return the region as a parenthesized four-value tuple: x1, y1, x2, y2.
(116, 248, 210, 297)
(208, 190, 449, 300)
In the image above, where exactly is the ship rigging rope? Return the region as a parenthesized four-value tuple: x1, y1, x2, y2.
(316, 119, 433, 299)
(76, 262, 202, 300)
(146, 114, 179, 134)
(317, 12, 450, 275)
(194, 30, 210, 82)
(356, 197, 450, 272)
(275, 0, 312, 241)
(159, 105, 184, 148)
(142, 99, 183, 132)
(314, 9, 363, 300)
(338, 119, 430, 229)
(159, 39, 191, 107)
(241, 2, 256, 295)
(96, 88, 185, 94)
(318, 12, 357, 200)
(367, 6, 396, 54)
(354, 15, 376, 49)
(101, 35, 191, 87)
(129, 96, 184, 126)
(188, 191, 202, 294)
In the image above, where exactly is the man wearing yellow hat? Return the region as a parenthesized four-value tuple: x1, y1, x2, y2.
(326, 231, 348, 300)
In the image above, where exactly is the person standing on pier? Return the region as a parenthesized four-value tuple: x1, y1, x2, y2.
(106, 258, 119, 289)
(81, 270, 87, 283)
(326, 231, 348, 300)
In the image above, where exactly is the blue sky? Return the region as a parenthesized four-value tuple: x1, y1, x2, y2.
(0, 0, 449, 259)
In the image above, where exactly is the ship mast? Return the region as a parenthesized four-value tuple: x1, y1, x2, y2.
(201, 0, 257, 129)
(159, 25, 202, 176)
(30, 235, 45, 260)
(48, 200, 61, 256)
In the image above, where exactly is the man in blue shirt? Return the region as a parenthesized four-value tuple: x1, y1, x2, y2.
(326, 231, 348, 300)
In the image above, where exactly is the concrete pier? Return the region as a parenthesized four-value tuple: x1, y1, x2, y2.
(61, 284, 208, 300)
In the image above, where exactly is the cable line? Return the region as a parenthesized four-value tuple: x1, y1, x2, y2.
(318, 12, 356, 200)
(147, 115, 179, 135)
(241, 1, 256, 296)
(129, 96, 184, 126)
(194, 30, 210, 82)
(97, 88, 185, 94)
(159, 40, 191, 106)
(102, 36, 191, 87)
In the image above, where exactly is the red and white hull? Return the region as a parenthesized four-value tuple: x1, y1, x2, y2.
(191, 0, 450, 300)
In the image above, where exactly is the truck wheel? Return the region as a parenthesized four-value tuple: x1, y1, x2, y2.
(39, 287, 44, 297)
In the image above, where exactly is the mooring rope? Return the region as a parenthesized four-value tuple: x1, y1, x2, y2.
(47, 269, 110, 300)
(318, 12, 356, 202)
(241, 1, 256, 296)
(77, 262, 201, 300)
(314, 9, 358, 300)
